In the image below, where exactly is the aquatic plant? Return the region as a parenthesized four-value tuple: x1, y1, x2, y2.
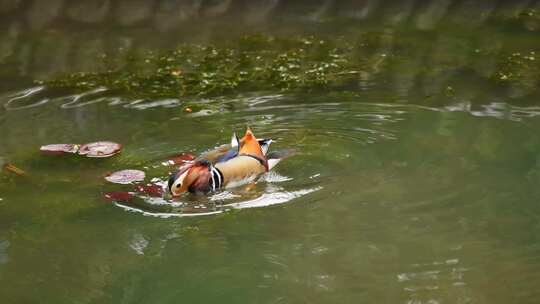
(44, 35, 363, 98)
(41, 32, 540, 101)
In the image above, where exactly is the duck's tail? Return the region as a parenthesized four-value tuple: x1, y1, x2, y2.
(266, 149, 296, 171)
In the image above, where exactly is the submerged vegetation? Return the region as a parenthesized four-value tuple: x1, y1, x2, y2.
(41, 31, 540, 101)
(44, 35, 363, 98)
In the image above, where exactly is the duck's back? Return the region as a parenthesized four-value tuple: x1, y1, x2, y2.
(215, 155, 267, 187)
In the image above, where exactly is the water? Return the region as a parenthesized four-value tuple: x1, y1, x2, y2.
(2, 1, 540, 303)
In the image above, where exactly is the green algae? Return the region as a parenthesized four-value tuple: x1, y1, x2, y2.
(41, 32, 540, 100)
(43, 35, 362, 99)
(494, 51, 540, 91)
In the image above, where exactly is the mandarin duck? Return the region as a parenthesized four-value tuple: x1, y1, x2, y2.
(168, 128, 289, 196)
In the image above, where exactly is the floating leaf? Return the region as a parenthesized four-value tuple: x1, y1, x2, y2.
(78, 141, 122, 158)
(105, 169, 145, 184)
(164, 153, 195, 166)
(134, 184, 164, 197)
(3, 163, 26, 176)
(40, 144, 80, 155)
(103, 191, 134, 202)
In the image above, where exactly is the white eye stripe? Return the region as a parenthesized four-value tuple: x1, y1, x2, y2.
(172, 170, 189, 192)
(211, 167, 222, 191)
(215, 168, 222, 186)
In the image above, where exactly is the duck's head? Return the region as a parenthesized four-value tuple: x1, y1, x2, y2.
(167, 161, 210, 196)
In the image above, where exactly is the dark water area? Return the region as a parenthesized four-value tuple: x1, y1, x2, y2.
(1, 1, 540, 303)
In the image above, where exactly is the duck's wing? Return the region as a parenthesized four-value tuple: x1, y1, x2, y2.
(195, 143, 231, 164)
(258, 138, 272, 156)
(218, 137, 272, 162)
(266, 148, 295, 170)
(196, 134, 272, 164)
(196, 133, 240, 164)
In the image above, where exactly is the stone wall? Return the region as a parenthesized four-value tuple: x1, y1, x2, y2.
(1, 0, 538, 31)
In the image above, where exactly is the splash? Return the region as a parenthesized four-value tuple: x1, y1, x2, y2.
(112, 176, 321, 218)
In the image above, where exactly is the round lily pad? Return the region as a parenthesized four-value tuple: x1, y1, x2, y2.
(105, 169, 145, 184)
(78, 141, 122, 158)
(40, 144, 80, 155)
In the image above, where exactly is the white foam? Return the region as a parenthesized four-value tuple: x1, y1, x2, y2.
(226, 187, 322, 209)
(115, 202, 223, 218)
(261, 171, 293, 183)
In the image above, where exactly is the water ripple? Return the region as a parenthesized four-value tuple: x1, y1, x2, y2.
(445, 101, 540, 121)
(60, 87, 109, 108)
(225, 186, 321, 209)
(398, 256, 470, 304)
(3, 86, 49, 110)
(125, 98, 181, 110)
(111, 172, 320, 218)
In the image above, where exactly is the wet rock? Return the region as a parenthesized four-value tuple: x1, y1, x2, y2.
(0, 0, 22, 14)
(115, 0, 154, 26)
(154, 0, 202, 31)
(415, 0, 452, 30)
(201, 0, 232, 18)
(65, 0, 110, 24)
(26, 0, 64, 30)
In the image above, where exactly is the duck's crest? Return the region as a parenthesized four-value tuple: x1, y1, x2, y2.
(239, 128, 265, 160)
(231, 132, 240, 152)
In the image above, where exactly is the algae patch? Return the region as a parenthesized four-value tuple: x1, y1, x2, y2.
(41, 32, 540, 100)
(43, 35, 364, 98)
